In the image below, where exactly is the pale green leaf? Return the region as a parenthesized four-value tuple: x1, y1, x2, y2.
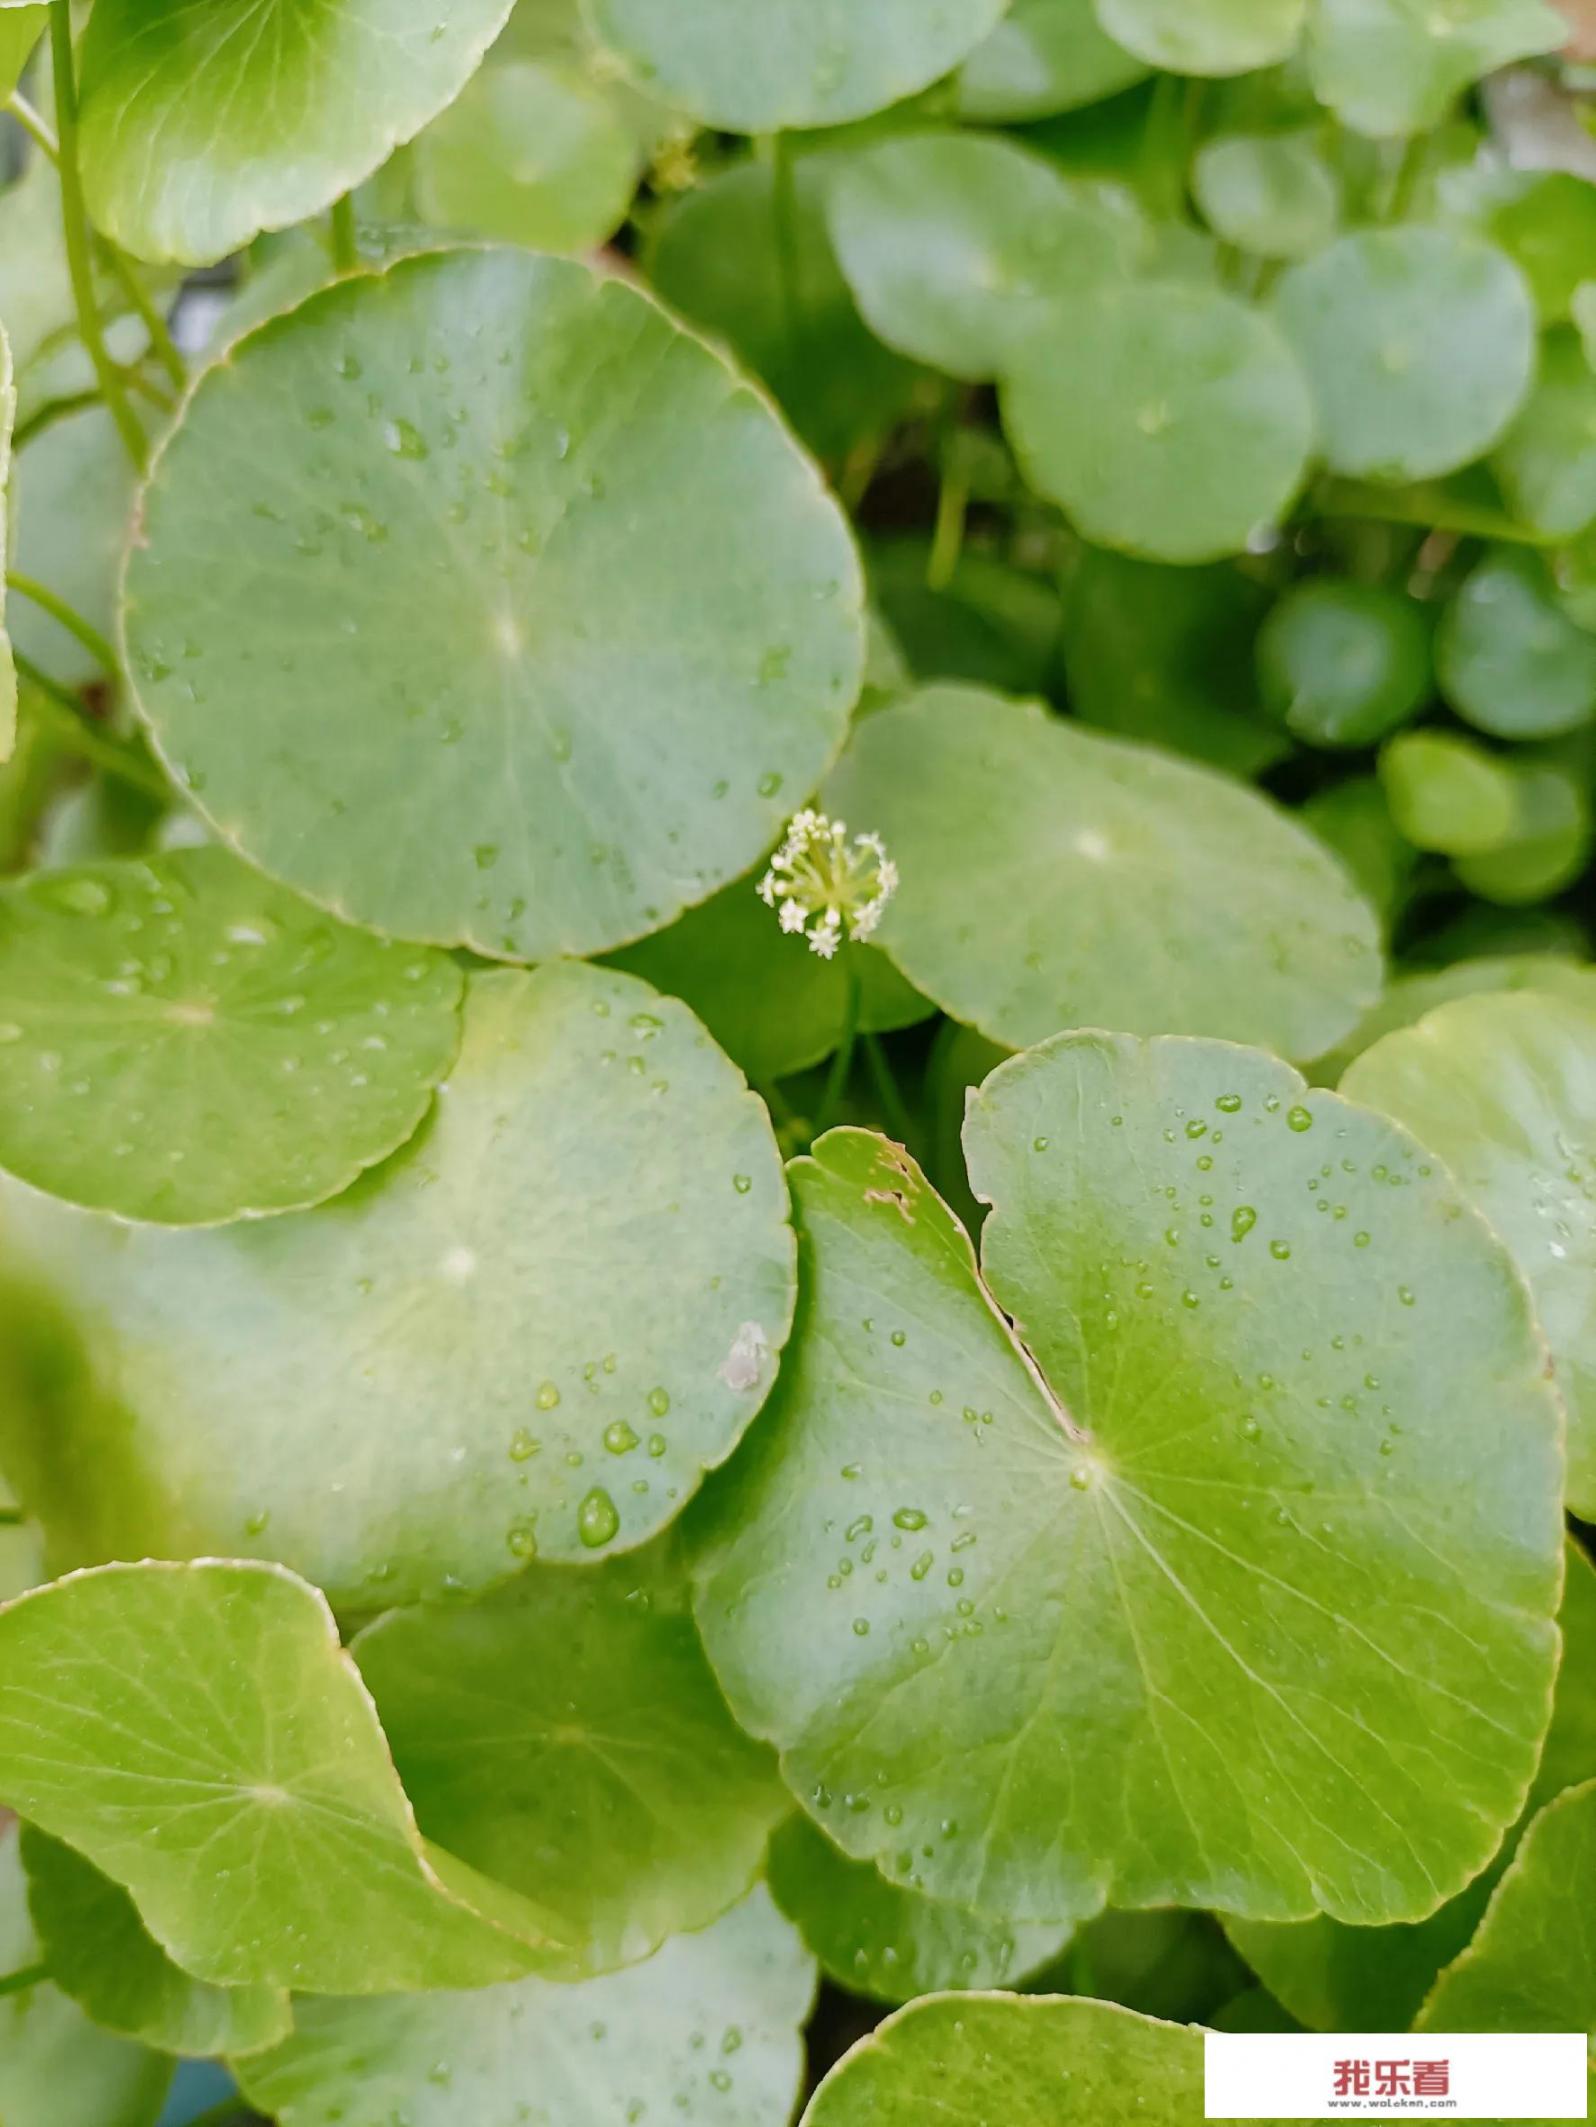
(1227, 1538, 1596, 2031)
(1342, 989, 1596, 1518)
(352, 1540, 788, 1974)
(0, 1831, 170, 2127)
(1378, 729, 1520, 855)
(77, 0, 517, 265)
(124, 248, 862, 962)
(607, 871, 930, 1084)
(1418, 1777, 1596, 2036)
(0, 848, 463, 1226)
(0, 964, 794, 1606)
(1192, 132, 1341, 263)
(414, 58, 640, 255)
(694, 1038, 1562, 1926)
(20, 1827, 292, 2057)
(1257, 579, 1430, 750)
(0, 6, 44, 97)
(1096, 0, 1305, 76)
(824, 685, 1380, 1058)
(1321, 953, 1596, 1080)
(1437, 546, 1596, 740)
(647, 154, 923, 462)
(802, 1994, 1224, 2127)
(827, 132, 1145, 382)
(1274, 228, 1537, 483)
(237, 1886, 815, 2127)
(1494, 328, 1596, 541)
(1003, 281, 1313, 562)
(581, 0, 1008, 133)
(1309, 0, 1566, 138)
(954, 0, 1149, 121)
(0, 1560, 581, 1992)
(767, 1815, 1071, 2003)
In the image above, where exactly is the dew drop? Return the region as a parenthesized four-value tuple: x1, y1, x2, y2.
(577, 1488, 620, 1548)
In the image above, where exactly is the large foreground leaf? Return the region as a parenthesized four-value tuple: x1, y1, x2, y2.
(0, 1561, 580, 1992)
(802, 1994, 1211, 2127)
(0, 1831, 170, 2127)
(77, 0, 515, 265)
(0, 965, 794, 1605)
(352, 1541, 787, 1973)
(581, 0, 1008, 133)
(824, 686, 1380, 1058)
(123, 248, 862, 962)
(237, 1886, 815, 2127)
(694, 1037, 1563, 1926)
(1226, 1538, 1596, 2030)
(0, 848, 463, 1226)
(1342, 990, 1596, 1518)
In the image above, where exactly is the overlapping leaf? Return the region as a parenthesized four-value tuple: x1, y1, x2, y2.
(123, 247, 863, 962)
(0, 847, 464, 1225)
(823, 686, 1380, 1057)
(953, 0, 1148, 119)
(0, 965, 794, 1605)
(77, 0, 516, 264)
(694, 1037, 1563, 1926)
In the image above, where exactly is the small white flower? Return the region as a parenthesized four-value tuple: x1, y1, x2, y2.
(755, 810, 898, 958)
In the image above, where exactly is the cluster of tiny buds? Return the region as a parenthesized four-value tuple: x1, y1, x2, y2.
(757, 809, 899, 959)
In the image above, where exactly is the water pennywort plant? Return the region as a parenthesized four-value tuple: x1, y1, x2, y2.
(0, 2, 1595, 2124)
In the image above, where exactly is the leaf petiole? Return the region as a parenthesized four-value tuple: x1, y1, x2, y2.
(6, 573, 119, 675)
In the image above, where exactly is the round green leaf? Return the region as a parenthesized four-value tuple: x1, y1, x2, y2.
(767, 1816, 1071, 2003)
(1454, 764, 1592, 907)
(1257, 578, 1431, 749)
(1191, 131, 1340, 262)
(608, 871, 930, 1084)
(20, 1827, 291, 2058)
(414, 58, 639, 254)
(1226, 1536, 1596, 2032)
(0, 848, 464, 1226)
(1323, 952, 1596, 1080)
(0, 1561, 581, 1992)
(1061, 549, 1287, 777)
(1342, 989, 1596, 1519)
(1003, 281, 1313, 562)
(824, 686, 1381, 1059)
(954, 0, 1149, 121)
(0, 1832, 170, 2127)
(1417, 1778, 1596, 2037)
(647, 155, 922, 463)
(77, 0, 516, 265)
(1274, 228, 1537, 483)
(0, 8, 43, 100)
(1096, 0, 1304, 75)
(1378, 730, 1520, 855)
(1438, 546, 1596, 739)
(694, 1038, 1562, 1925)
(1301, 777, 1418, 928)
(828, 132, 1145, 383)
(1308, 0, 1566, 138)
(581, 0, 1007, 133)
(1489, 174, 1596, 324)
(802, 1996, 1212, 2127)
(0, 964, 794, 1606)
(238, 1886, 814, 2127)
(1494, 328, 1596, 541)
(352, 1543, 787, 1973)
(123, 247, 863, 963)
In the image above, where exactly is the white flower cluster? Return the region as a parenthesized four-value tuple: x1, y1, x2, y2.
(756, 809, 899, 959)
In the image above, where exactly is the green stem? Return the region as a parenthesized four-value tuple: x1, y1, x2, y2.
(48, 4, 146, 471)
(13, 389, 102, 449)
(12, 650, 170, 802)
(330, 191, 358, 273)
(103, 246, 185, 391)
(0, 1506, 25, 1528)
(1382, 132, 1423, 225)
(814, 956, 861, 1138)
(1318, 477, 1552, 548)
(7, 573, 118, 674)
(769, 133, 801, 357)
(927, 426, 970, 590)
(862, 1031, 913, 1148)
(5, 89, 57, 159)
(0, 1963, 47, 2000)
